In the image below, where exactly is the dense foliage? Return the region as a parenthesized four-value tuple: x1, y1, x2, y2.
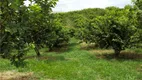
(55, 8, 105, 27)
(0, 0, 70, 65)
(88, 6, 141, 56)
(132, 0, 142, 47)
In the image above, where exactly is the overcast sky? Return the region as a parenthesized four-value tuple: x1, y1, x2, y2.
(52, 0, 132, 12)
(24, 0, 132, 12)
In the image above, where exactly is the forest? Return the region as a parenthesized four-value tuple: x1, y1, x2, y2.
(0, 0, 142, 80)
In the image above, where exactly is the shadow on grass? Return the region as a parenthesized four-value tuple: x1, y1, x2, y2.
(11, 59, 28, 68)
(13, 55, 66, 67)
(46, 42, 79, 53)
(95, 52, 142, 61)
(21, 42, 79, 65)
(24, 55, 66, 61)
(47, 46, 69, 53)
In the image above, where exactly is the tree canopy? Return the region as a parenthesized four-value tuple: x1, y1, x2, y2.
(0, 0, 70, 65)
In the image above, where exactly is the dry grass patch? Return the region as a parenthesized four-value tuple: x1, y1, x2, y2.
(91, 49, 142, 60)
(90, 49, 114, 54)
(0, 71, 35, 80)
(137, 65, 142, 72)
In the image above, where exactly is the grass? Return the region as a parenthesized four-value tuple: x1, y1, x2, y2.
(0, 39, 142, 80)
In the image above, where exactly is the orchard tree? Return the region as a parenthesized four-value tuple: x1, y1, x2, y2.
(132, 0, 142, 45)
(0, 0, 70, 65)
(0, 0, 31, 60)
(84, 6, 139, 56)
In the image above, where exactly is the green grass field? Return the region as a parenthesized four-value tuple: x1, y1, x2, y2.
(0, 39, 142, 80)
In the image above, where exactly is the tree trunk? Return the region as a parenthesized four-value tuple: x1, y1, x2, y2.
(114, 49, 120, 57)
(34, 45, 40, 57)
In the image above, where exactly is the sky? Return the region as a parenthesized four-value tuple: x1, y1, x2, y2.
(24, 0, 132, 12)
(52, 0, 132, 12)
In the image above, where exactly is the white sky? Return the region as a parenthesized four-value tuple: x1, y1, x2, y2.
(24, 0, 132, 12)
(52, 0, 132, 12)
